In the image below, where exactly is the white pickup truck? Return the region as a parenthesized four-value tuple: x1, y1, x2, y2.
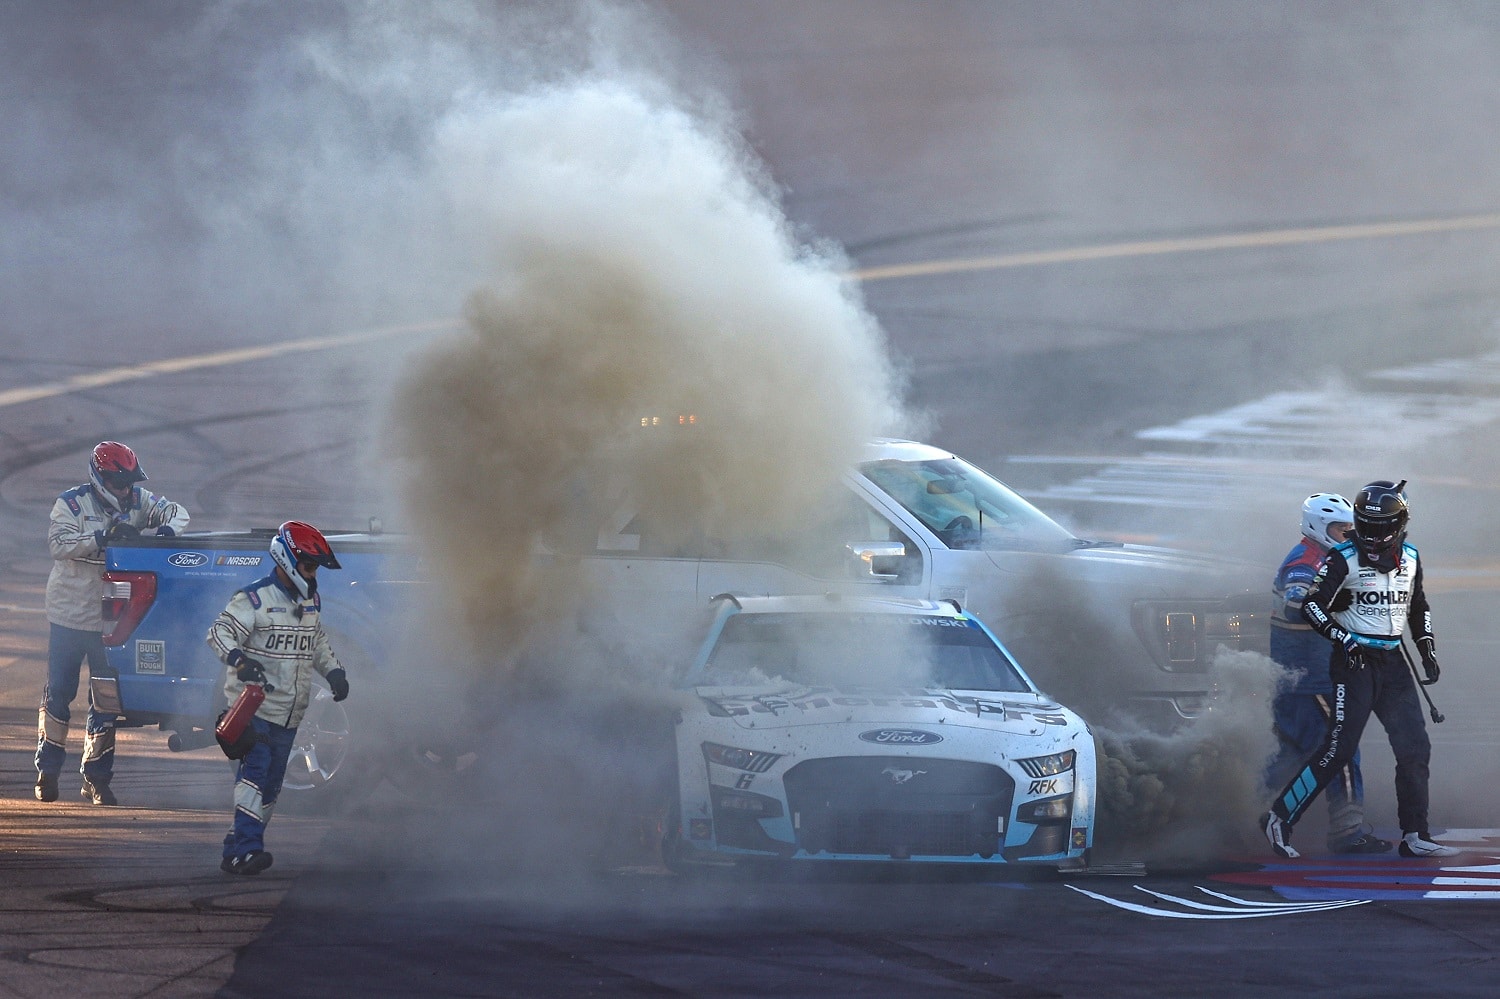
(568, 438, 1269, 729)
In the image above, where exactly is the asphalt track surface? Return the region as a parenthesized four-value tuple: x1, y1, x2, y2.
(6, 4, 1500, 997)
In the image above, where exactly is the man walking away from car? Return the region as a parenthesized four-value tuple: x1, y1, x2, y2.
(1265, 493, 1390, 854)
(1263, 480, 1458, 860)
(207, 521, 349, 875)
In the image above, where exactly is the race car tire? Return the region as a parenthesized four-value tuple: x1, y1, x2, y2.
(660, 796, 693, 876)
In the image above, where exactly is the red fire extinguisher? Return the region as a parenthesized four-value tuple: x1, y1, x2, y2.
(216, 681, 272, 759)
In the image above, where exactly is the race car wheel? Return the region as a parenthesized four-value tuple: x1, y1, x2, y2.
(660, 797, 692, 875)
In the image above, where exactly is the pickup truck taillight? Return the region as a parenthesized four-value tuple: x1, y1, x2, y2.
(101, 571, 157, 646)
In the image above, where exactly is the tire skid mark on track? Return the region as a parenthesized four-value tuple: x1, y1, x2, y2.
(50, 879, 291, 915)
(470, 930, 695, 997)
(818, 931, 1061, 996)
(0, 320, 455, 411)
(0, 403, 349, 513)
(191, 437, 364, 522)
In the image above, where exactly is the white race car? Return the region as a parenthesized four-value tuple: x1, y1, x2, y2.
(662, 593, 1096, 869)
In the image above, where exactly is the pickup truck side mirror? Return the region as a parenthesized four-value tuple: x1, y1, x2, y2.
(845, 541, 907, 581)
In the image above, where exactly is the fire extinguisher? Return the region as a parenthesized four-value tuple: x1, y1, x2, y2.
(216, 681, 274, 759)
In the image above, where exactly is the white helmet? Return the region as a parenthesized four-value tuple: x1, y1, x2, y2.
(1301, 492, 1354, 549)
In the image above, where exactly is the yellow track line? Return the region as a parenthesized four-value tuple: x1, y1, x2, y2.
(0, 318, 458, 410)
(848, 212, 1500, 282)
(9, 212, 1500, 410)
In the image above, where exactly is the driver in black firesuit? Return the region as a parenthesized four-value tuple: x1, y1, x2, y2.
(1262, 480, 1460, 859)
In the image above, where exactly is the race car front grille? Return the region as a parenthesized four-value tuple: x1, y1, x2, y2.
(784, 757, 1014, 859)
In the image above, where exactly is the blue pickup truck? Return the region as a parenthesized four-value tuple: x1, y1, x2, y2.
(98, 528, 418, 801)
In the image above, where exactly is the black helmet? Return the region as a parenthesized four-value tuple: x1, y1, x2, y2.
(1353, 479, 1408, 565)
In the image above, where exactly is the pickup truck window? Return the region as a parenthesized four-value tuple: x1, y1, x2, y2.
(859, 457, 1076, 552)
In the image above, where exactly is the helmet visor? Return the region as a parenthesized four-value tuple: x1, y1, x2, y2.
(98, 469, 143, 490)
(1355, 517, 1403, 548)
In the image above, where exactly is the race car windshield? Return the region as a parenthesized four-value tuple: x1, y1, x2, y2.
(859, 457, 1077, 552)
(696, 612, 1032, 692)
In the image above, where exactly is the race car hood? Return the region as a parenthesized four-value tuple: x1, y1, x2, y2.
(687, 684, 1076, 739)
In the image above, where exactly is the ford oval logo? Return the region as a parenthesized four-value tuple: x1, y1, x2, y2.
(168, 552, 209, 567)
(859, 728, 943, 746)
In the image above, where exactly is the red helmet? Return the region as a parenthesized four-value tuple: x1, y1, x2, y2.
(269, 521, 341, 598)
(89, 441, 147, 511)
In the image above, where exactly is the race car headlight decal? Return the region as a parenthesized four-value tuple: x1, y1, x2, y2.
(703, 742, 781, 773)
(710, 787, 784, 818)
(1017, 749, 1075, 779)
(1017, 793, 1072, 824)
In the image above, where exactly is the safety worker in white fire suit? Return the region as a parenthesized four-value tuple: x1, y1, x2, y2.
(36, 442, 189, 805)
(1263, 480, 1459, 860)
(207, 521, 349, 875)
(1264, 493, 1390, 854)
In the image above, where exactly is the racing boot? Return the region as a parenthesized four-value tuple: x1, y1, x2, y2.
(81, 778, 117, 806)
(1261, 811, 1300, 859)
(1330, 833, 1393, 854)
(221, 851, 274, 875)
(1398, 832, 1459, 858)
(34, 773, 58, 802)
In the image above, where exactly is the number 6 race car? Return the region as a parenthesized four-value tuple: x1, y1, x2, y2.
(662, 593, 1096, 870)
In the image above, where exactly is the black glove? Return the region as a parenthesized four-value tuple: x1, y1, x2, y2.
(1339, 633, 1365, 670)
(1418, 638, 1440, 684)
(104, 520, 140, 544)
(326, 668, 349, 702)
(231, 652, 267, 685)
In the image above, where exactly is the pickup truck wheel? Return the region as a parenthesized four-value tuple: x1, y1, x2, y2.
(282, 686, 352, 794)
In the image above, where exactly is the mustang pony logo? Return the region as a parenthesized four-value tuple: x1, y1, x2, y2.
(881, 766, 927, 785)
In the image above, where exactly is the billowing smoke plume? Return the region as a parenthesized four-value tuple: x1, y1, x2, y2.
(1093, 648, 1291, 862)
(391, 77, 906, 653)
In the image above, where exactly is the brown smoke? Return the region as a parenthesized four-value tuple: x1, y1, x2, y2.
(389, 79, 905, 657)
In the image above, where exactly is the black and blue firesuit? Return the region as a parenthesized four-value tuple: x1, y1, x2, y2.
(1270, 540, 1436, 839)
(1266, 535, 1370, 850)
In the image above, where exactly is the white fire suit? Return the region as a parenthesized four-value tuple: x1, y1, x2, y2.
(47, 483, 190, 632)
(206, 575, 344, 730)
(37, 483, 188, 786)
(206, 573, 344, 858)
